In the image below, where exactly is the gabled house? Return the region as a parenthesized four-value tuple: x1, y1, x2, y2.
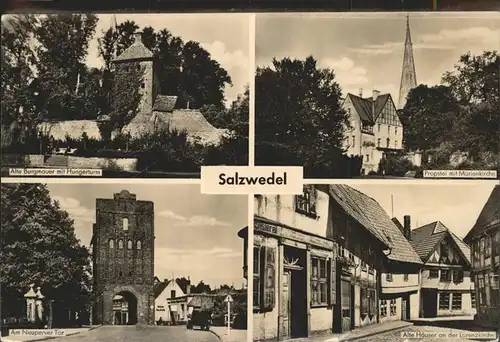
(153, 277, 189, 324)
(409, 221, 475, 318)
(328, 186, 422, 327)
(464, 185, 500, 329)
(342, 90, 403, 174)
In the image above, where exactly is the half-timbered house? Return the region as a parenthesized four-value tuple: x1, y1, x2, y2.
(464, 185, 500, 329)
(410, 221, 475, 318)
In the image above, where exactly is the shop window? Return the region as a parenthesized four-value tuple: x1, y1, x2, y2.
(429, 269, 439, 278)
(439, 293, 450, 310)
(360, 287, 376, 318)
(311, 257, 328, 306)
(295, 187, 317, 217)
(390, 299, 397, 316)
(452, 293, 462, 310)
(380, 300, 387, 317)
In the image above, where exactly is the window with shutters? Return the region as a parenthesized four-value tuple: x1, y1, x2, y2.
(253, 246, 261, 310)
(295, 187, 317, 217)
(380, 300, 387, 317)
(439, 292, 450, 310)
(390, 299, 397, 316)
(452, 293, 462, 310)
(262, 246, 276, 311)
(311, 256, 328, 306)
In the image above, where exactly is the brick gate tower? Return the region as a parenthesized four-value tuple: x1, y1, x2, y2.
(91, 190, 155, 325)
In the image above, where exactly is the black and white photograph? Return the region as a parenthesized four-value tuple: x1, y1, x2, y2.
(250, 182, 499, 341)
(0, 183, 248, 342)
(255, 12, 500, 178)
(1, 13, 249, 178)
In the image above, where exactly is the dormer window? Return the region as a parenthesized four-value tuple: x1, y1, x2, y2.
(295, 187, 316, 218)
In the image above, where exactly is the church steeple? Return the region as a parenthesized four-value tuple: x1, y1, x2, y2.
(398, 15, 417, 109)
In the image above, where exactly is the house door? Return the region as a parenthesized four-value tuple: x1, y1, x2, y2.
(401, 296, 409, 320)
(422, 289, 438, 318)
(281, 271, 291, 340)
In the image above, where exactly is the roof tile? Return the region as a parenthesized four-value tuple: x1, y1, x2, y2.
(328, 185, 423, 264)
(464, 185, 500, 243)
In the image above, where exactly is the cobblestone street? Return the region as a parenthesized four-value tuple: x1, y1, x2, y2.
(54, 325, 219, 342)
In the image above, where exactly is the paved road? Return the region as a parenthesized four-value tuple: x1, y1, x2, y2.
(356, 322, 497, 342)
(56, 325, 219, 342)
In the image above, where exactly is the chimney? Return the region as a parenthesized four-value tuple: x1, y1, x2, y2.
(359, 88, 363, 97)
(372, 89, 380, 101)
(186, 276, 191, 295)
(164, 278, 168, 283)
(133, 32, 142, 44)
(403, 215, 411, 240)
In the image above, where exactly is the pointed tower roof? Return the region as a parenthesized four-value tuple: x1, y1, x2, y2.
(398, 15, 417, 109)
(112, 32, 154, 63)
(24, 284, 37, 298)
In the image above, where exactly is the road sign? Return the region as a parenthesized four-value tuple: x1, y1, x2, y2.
(224, 294, 233, 303)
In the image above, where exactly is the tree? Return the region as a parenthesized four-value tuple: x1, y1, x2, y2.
(442, 50, 499, 105)
(0, 184, 91, 319)
(204, 87, 249, 165)
(33, 14, 99, 120)
(400, 84, 459, 151)
(191, 281, 211, 294)
(1, 15, 40, 131)
(97, 23, 230, 110)
(255, 56, 350, 175)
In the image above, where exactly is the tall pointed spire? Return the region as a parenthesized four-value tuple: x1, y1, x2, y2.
(398, 14, 417, 109)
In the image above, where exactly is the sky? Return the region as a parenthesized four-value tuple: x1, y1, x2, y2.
(45, 183, 248, 289)
(349, 182, 498, 239)
(256, 12, 500, 103)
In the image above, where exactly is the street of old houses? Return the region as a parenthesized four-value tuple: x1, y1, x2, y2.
(246, 184, 499, 341)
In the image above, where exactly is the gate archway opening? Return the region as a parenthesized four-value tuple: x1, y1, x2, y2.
(112, 291, 138, 325)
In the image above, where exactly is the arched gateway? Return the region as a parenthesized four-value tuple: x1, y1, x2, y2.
(91, 190, 155, 325)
